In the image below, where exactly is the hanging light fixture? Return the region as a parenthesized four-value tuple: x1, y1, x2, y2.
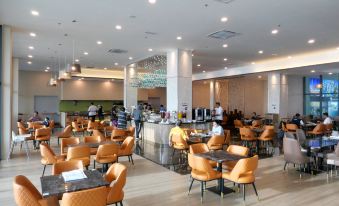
(59, 54, 71, 80)
(67, 40, 81, 74)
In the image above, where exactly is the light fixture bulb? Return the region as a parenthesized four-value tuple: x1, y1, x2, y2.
(31, 10, 39, 16)
(220, 17, 228, 22)
(115, 25, 122, 30)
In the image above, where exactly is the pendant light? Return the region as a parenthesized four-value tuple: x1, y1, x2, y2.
(67, 40, 81, 74)
(59, 53, 71, 80)
(48, 59, 58, 86)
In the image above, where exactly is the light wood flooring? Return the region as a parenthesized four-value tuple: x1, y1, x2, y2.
(1, 137, 339, 206)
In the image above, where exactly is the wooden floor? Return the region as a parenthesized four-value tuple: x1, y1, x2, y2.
(2, 137, 339, 206)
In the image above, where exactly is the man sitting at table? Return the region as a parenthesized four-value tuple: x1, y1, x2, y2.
(323, 112, 333, 125)
(291, 113, 304, 127)
(211, 120, 224, 136)
(168, 120, 188, 146)
(29, 111, 42, 122)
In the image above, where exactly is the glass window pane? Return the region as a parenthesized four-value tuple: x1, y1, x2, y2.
(305, 76, 321, 94)
(305, 95, 321, 116)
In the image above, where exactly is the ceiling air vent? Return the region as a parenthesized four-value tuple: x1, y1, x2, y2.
(145, 31, 157, 35)
(213, 0, 235, 4)
(207, 29, 241, 40)
(108, 49, 128, 54)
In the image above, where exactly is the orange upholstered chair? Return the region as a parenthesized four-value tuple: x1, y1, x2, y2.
(187, 153, 222, 202)
(66, 145, 91, 169)
(84, 136, 101, 155)
(60, 186, 107, 206)
(222, 155, 259, 201)
(234, 120, 244, 129)
(264, 125, 274, 130)
(94, 144, 119, 172)
(207, 135, 225, 150)
(111, 129, 127, 143)
(307, 123, 325, 137)
(60, 137, 80, 157)
(118, 136, 135, 165)
(189, 143, 217, 167)
(87, 120, 99, 134)
(127, 126, 135, 138)
(105, 163, 127, 205)
(13, 175, 59, 206)
(240, 127, 257, 151)
(325, 123, 333, 136)
(57, 125, 72, 145)
(250, 120, 261, 129)
(258, 129, 275, 155)
(52, 160, 84, 175)
(17, 122, 35, 143)
(40, 142, 65, 176)
(48, 120, 55, 130)
(224, 129, 231, 146)
(72, 121, 84, 136)
(35, 128, 51, 145)
(93, 129, 110, 142)
(286, 123, 299, 133)
(28, 122, 43, 130)
(223, 145, 249, 171)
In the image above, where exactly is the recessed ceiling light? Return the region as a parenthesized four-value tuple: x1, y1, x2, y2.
(251, 62, 256, 65)
(115, 25, 122, 30)
(308, 39, 315, 44)
(224, 67, 228, 70)
(114, 62, 119, 66)
(96, 41, 103, 45)
(27, 61, 32, 64)
(220, 17, 228, 22)
(336, 47, 339, 50)
(202, 70, 206, 73)
(197, 64, 201, 67)
(258, 50, 263, 54)
(271, 29, 279, 34)
(223, 58, 228, 61)
(29, 32, 36, 37)
(287, 56, 292, 59)
(192, 54, 194, 57)
(311, 70, 315, 73)
(104, 67, 107, 70)
(44, 69, 48, 72)
(128, 57, 133, 60)
(75, 59, 79, 62)
(176, 36, 182, 40)
(81, 78, 84, 80)
(148, 0, 156, 4)
(28, 46, 34, 50)
(78, 78, 82, 81)
(329, 72, 333, 75)
(28, 55, 33, 58)
(46, 67, 50, 70)
(83, 52, 88, 55)
(222, 44, 228, 48)
(31, 10, 39, 16)
(258, 75, 262, 79)
(148, 48, 153, 52)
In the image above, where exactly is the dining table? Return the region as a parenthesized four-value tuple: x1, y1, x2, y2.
(40, 169, 109, 198)
(69, 140, 117, 148)
(189, 133, 211, 143)
(195, 150, 246, 197)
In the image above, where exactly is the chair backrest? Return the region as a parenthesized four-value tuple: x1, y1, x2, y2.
(281, 122, 288, 132)
(61, 186, 107, 206)
(207, 135, 225, 149)
(111, 129, 127, 139)
(226, 145, 249, 156)
(171, 133, 188, 148)
(259, 129, 274, 140)
(97, 144, 119, 158)
(40, 142, 57, 164)
(67, 145, 91, 160)
(93, 129, 106, 142)
(189, 143, 209, 154)
(230, 155, 258, 181)
(224, 130, 231, 145)
(105, 163, 127, 204)
(61, 137, 80, 155)
(188, 153, 216, 178)
(127, 126, 135, 137)
(284, 132, 295, 139)
(62, 125, 72, 137)
(52, 160, 83, 175)
(264, 125, 274, 130)
(87, 120, 98, 130)
(120, 137, 134, 154)
(84, 136, 100, 143)
(239, 127, 255, 140)
(35, 128, 51, 138)
(325, 123, 333, 131)
(286, 123, 298, 131)
(295, 129, 306, 145)
(72, 121, 80, 130)
(234, 120, 243, 127)
(252, 120, 261, 127)
(283, 137, 306, 164)
(313, 123, 325, 133)
(49, 120, 55, 129)
(13, 175, 42, 206)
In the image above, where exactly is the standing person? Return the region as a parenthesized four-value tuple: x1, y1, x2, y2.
(111, 105, 118, 126)
(159, 104, 166, 112)
(97, 105, 104, 120)
(133, 104, 143, 139)
(323, 112, 332, 125)
(117, 107, 127, 129)
(215, 102, 223, 121)
(88, 102, 98, 122)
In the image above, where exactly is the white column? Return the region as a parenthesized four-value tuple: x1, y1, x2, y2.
(267, 72, 288, 118)
(166, 49, 192, 119)
(12, 58, 18, 130)
(1, 25, 13, 159)
(209, 80, 215, 110)
(123, 65, 138, 112)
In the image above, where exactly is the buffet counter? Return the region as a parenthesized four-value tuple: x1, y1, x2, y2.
(141, 121, 212, 144)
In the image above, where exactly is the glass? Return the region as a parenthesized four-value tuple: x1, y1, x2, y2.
(305, 76, 321, 94)
(304, 95, 321, 116)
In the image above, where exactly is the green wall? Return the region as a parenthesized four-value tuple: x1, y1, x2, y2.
(59, 100, 123, 112)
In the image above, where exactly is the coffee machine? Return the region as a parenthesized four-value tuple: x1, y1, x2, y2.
(195, 108, 204, 121)
(204, 109, 212, 121)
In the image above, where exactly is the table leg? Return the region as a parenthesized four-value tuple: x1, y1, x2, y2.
(24, 141, 30, 159)
(206, 162, 234, 197)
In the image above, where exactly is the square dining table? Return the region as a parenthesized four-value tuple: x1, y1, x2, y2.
(40, 170, 109, 198)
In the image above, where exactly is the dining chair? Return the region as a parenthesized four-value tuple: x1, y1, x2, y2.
(60, 137, 80, 157)
(67, 145, 91, 169)
(127, 126, 135, 138)
(170, 133, 189, 167)
(35, 127, 51, 146)
(189, 143, 217, 167)
(264, 125, 274, 130)
(57, 125, 72, 145)
(307, 123, 325, 137)
(72, 121, 84, 136)
(250, 120, 261, 129)
(111, 129, 127, 143)
(234, 120, 244, 129)
(48, 120, 55, 131)
(60, 186, 107, 206)
(223, 145, 249, 171)
(324, 123, 333, 136)
(87, 120, 99, 134)
(187, 153, 222, 202)
(239, 127, 257, 153)
(223, 129, 231, 147)
(52, 160, 84, 175)
(258, 129, 275, 155)
(40, 142, 65, 176)
(92, 129, 110, 142)
(326, 144, 339, 180)
(222, 155, 259, 201)
(207, 135, 225, 150)
(118, 137, 135, 165)
(286, 123, 299, 133)
(13, 175, 59, 206)
(84, 136, 101, 155)
(7, 131, 31, 160)
(94, 143, 119, 172)
(105, 163, 127, 206)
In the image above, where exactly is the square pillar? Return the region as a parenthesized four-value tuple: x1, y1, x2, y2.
(124, 65, 138, 112)
(267, 72, 288, 118)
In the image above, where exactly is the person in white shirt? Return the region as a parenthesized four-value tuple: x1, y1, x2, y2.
(323, 112, 332, 125)
(211, 120, 224, 136)
(88, 102, 98, 121)
(215, 102, 223, 121)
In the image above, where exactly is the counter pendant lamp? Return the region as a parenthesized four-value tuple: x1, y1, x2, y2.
(58, 55, 72, 81)
(67, 40, 81, 74)
(48, 74, 57, 87)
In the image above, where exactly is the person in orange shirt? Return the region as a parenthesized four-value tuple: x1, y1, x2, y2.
(169, 121, 188, 146)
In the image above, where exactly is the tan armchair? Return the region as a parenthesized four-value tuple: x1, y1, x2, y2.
(52, 160, 84, 175)
(234, 120, 244, 129)
(93, 129, 110, 142)
(127, 126, 135, 137)
(67, 145, 91, 169)
(286, 123, 298, 133)
(118, 136, 135, 165)
(223, 145, 249, 171)
(94, 143, 119, 172)
(189, 143, 217, 167)
(60, 186, 107, 206)
(84, 136, 101, 155)
(60, 137, 80, 157)
(13, 175, 59, 206)
(207, 135, 225, 150)
(57, 125, 72, 145)
(35, 128, 51, 145)
(307, 123, 325, 137)
(224, 129, 231, 147)
(105, 163, 127, 205)
(111, 129, 127, 143)
(40, 143, 65, 176)
(240, 127, 257, 153)
(72, 121, 84, 136)
(258, 129, 275, 155)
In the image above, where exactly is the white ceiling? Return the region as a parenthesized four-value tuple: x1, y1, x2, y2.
(1, 0, 339, 74)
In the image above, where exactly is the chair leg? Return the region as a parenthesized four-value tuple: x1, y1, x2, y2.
(299, 164, 302, 179)
(252, 183, 259, 200)
(115, 203, 118, 206)
(284, 162, 288, 170)
(42, 165, 46, 177)
(130, 155, 134, 165)
(120, 201, 123, 206)
(94, 160, 96, 169)
(242, 184, 246, 201)
(57, 138, 60, 146)
(200, 181, 204, 202)
(188, 177, 194, 195)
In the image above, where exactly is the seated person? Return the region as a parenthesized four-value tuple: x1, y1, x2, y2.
(42, 117, 50, 127)
(291, 113, 304, 127)
(168, 121, 188, 146)
(323, 112, 332, 125)
(29, 111, 42, 122)
(211, 120, 224, 136)
(251, 112, 258, 120)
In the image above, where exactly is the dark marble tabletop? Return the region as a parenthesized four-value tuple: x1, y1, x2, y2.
(195, 150, 246, 163)
(40, 170, 109, 198)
